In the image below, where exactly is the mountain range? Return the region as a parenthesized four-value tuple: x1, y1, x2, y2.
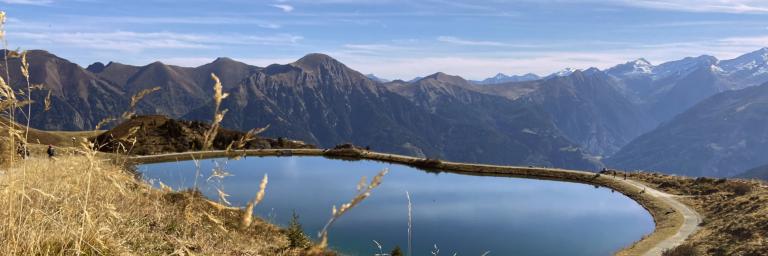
(3, 47, 768, 176)
(608, 82, 768, 177)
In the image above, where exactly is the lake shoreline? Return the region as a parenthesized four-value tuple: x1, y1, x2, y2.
(130, 148, 696, 256)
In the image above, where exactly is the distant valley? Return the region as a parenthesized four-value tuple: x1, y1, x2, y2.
(2, 47, 768, 177)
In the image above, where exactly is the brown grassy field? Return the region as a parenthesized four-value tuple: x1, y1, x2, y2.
(0, 153, 317, 255)
(630, 173, 768, 256)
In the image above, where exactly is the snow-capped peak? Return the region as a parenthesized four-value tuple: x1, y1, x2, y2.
(652, 55, 717, 79)
(625, 58, 654, 74)
(718, 47, 768, 74)
(550, 68, 578, 77)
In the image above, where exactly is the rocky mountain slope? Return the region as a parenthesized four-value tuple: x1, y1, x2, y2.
(0, 50, 128, 130)
(387, 72, 600, 168)
(606, 48, 768, 123)
(474, 69, 654, 156)
(7, 47, 768, 175)
(607, 82, 768, 177)
(184, 55, 600, 169)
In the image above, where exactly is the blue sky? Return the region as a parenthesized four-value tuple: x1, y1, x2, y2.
(1, 0, 767, 80)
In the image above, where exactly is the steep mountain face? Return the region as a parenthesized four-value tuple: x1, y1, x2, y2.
(608, 55, 724, 123)
(186, 53, 446, 159)
(719, 47, 768, 89)
(389, 72, 600, 168)
(185, 55, 600, 169)
(608, 83, 768, 177)
(526, 70, 655, 156)
(471, 73, 540, 85)
(646, 60, 724, 122)
(92, 61, 141, 86)
(88, 57, 261, 118)
(474, 69, 653, 156)
(0, 50, 128, 130)
(607, 49, 768, 124)
(191, 57, 261, 91)
(121, 62, 206, 117)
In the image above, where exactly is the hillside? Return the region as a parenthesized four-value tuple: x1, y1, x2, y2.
(389, 72, 601, 168)
(8, 48, 768, 174)
(737, 164, 768, 180)
(94, 115, 314, 155)
(476, 69, 654, 156)
(608, 83, 768, 177)
(0, 50, 128, 130)
(184, 55, 600, 169)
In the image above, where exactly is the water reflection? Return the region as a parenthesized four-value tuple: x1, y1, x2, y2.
(139, 156, 653, 256)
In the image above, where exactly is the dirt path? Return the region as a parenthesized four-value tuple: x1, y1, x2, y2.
(618, 178, 702, 256)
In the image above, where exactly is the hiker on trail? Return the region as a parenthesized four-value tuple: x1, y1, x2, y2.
(47, 145, 55, 158)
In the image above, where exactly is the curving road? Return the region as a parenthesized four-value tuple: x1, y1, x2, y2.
(616, 178, 702, 256)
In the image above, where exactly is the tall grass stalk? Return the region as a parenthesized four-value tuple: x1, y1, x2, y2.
(241, 173, 268, 229)
(202, 73, 228, 151)
(316, 168, 389, 249)
(406, 190, 413, 256)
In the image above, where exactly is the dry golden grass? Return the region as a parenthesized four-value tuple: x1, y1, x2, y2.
(0, 154, 313, 255)
(628, 173, 768, 256)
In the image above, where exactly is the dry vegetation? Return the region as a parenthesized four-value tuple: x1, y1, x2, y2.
(0, 12, 347, 255)
(0, 154, 310, 255)
(629, 172, 768, 256)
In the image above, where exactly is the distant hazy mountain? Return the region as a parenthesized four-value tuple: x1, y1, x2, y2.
(545, 68, 580, 78)
(471, 73, 540, 85)
(738, 164, 768, 180)
(607, 48, 768, 123)
(475, 68, 654, 156)
(719, 47, 768, 89)
(388, 72, 600, 168)
(365, 74, 390, 83)
(608, 82, 768, 177)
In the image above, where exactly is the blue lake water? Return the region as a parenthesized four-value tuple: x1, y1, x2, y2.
(138, 156, 654, 256)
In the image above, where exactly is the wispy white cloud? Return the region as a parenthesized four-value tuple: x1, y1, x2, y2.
(10, 30, 303, 53)
(437, 36, 508, 47)
(328, 34, 768, 80)
(271, 4, 295, 12)
(616, 0, 768, 13)
(42, 15, 286, 29)
(436, 36, 572, 48)
(0, 0, 52, 6)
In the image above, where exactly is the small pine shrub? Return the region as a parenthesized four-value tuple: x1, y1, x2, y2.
(286, 211, 311, 249)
